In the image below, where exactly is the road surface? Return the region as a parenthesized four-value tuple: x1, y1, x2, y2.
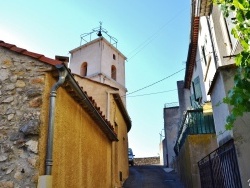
(123, 165, 185, 188)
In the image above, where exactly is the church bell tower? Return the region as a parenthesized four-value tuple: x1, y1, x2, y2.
(69, 23, 127, 102)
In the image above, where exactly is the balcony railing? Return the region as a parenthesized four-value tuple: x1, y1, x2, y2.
(174, 109, 215, 155)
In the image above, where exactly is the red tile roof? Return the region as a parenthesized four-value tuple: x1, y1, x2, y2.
(184, 17, 200, 88)
(62, 74, 118, 140)
(0, 40, 118, 140)
(0, 40, 62, 66)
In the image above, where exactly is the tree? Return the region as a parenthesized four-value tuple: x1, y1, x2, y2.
(213, 0, 250, 129)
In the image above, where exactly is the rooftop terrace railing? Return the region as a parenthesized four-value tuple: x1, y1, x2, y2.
(174, 109, 215, 155)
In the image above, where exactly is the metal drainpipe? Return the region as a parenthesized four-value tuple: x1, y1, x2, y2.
(45, 64, 67, 175)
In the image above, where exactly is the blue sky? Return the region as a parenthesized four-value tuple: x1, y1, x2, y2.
(1, 1, 191, 157)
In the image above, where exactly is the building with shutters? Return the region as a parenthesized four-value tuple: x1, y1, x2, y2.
(163, 0, 250, 187)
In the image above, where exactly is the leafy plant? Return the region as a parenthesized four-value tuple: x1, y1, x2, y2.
(213, 0, 250, 129)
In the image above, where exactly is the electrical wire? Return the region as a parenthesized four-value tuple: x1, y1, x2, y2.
(125, 68, 185, 96)
(124, 52, 213, 98)
(126, 89, 177, 98)
(126, 5, 190, 61)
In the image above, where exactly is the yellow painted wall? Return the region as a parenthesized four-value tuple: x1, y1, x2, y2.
(177, 134, 217, 188)
(74, 76, 130, 187)
(74, 76, 117, 118)
(109, 95, 129, 186)
(177, 136, 192, 187)
(39, 73, 113, 188)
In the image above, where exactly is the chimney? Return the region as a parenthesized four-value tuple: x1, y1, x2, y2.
(55, 55, 69, 67)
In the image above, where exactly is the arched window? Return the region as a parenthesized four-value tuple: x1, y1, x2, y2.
(80, 62, 87, 77)
(111, 65, 116, 80)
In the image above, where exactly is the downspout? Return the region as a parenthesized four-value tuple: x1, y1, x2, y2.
(45, 64, 68, 175)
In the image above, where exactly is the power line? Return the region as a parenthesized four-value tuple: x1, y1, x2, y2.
(124, 50, 212, 97)
(125, 68, 185, 96)
(126, 6, 190, 61)
(124, 53, 210, 98)
(126, 89, 177, 98)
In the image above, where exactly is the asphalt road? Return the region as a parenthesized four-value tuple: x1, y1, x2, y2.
(123, 165, 185, 188)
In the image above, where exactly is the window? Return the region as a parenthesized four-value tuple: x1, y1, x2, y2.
(190, 94, 196, 108)
(190, 94, 200, 108)
(80, 62, 87, 77)
(111, 65, 116, 80)
(113, 54, 116, 60)
(192, 76, 202, 102)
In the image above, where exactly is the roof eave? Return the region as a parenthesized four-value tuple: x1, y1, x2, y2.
(0, 40, 61, 66)
(207, 64, 236, 95)
(60, 65, 119, 141)
(113, 93, 132, 132)
(184, 17, 200, 88)
(0, 40, 119, 141)
(69, 37, 127, 60)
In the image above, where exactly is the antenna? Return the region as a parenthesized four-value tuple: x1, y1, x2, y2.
(97, 21, 102, 37)
(80, 22, 118, 48)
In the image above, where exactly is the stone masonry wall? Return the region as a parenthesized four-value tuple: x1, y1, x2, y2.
(0, 49, 53, 188)
(134, 157, 160, 166)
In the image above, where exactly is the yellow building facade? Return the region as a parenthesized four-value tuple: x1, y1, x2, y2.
(0, 40, 131, 188)
(74, 76, 131, 187)
(39, 73, 116, 187)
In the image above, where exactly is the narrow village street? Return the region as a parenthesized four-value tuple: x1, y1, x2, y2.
(1, 0, 249, 187)
(123, 165, 184, 188)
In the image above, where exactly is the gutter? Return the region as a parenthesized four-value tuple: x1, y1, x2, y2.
(207, 64, 236, 95)
(64, 69, 118, 141)
(106, 91, 132, 132)
(113, 93, 132, 132)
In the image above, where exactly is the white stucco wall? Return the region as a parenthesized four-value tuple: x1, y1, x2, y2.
(186, 3, 249, 185)
(101, 40, 126, 87)
(69, 38, 126, 88)
(210, 68, 250, 186)
(193, 16, 217, 103)
(210, 6, 240, 67)
(69, 37, 127, 105)
(191, 49, 209, 103)
(210, 72, 232, 145)
(70, 40, 102, 77)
